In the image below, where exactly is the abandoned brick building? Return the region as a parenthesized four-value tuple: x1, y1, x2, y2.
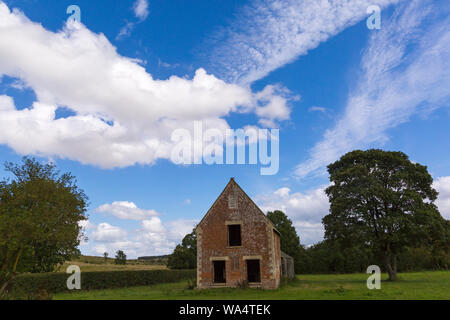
(196, 178, 294, 289)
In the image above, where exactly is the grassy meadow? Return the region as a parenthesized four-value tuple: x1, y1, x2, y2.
(56, 255, 168, 272)
(54, 270, 450, 300)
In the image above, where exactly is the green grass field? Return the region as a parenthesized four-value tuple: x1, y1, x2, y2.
(54, 270, 450, 300)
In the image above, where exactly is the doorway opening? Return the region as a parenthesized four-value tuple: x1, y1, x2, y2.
(213, 260, 226, 283)
(246, 259, 261, 283)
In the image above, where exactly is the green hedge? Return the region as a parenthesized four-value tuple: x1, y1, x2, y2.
(7, 269, 196, 297)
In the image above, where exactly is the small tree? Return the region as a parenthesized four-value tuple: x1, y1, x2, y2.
(167, 229, 197, 269)
(323, 149, 448, 281)
(103, 252, 108, 264)
(114, 250, 126, 265)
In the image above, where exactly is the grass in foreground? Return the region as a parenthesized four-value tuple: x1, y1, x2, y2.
(54, 270, 450, 300)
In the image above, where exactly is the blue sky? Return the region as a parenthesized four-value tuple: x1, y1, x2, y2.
(0, 0, 449, 258)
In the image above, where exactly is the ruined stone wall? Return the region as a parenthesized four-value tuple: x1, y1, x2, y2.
(197, 180, 279, 289)
(281, 251, 295, 279)
(273, 231, 281, 287)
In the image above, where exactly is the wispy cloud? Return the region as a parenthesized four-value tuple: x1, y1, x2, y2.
(207, 0, 398, 85)
(309, 106, 327, 113)
(116, 21, 135, 40)
(134, 0, 149, 21)
(116, 0, 149, 39)
(295, 0, 450, 178)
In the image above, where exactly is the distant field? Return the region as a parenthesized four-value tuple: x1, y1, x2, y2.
(54, 270, 450, 300)
(56, 255, 167, 272)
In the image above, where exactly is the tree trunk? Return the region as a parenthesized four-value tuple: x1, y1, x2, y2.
(391, 253, 397, 281)
(0, 273, 16, 298)
(12, 247, 23, 273)
(384, 250, 398, 281)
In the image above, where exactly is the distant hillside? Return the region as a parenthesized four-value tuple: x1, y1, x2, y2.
(137, 255, 169, 261)
(72, 255, 168, 264)
(57, 254, 168, 272)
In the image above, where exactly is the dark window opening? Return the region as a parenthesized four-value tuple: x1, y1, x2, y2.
(213, 260, 226, 283)
(228, 224, 242, 246)
(246, 259, 261, 283)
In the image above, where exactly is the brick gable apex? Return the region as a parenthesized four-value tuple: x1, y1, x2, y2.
(196, 178, 279, 235)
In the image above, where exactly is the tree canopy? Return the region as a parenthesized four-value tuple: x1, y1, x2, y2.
(167, 229, 197, 269)
(323, 149, 448, 280)
(267, 210, 309, 273)
(0, 157, 88, 294)
(114, 250, 127, 265)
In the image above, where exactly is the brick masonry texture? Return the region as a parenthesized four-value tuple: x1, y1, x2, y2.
(196, 178, 281, 289)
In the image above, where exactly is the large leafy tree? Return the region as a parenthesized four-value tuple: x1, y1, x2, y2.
(0, 157, 88, 293)
(323, 149, 448, 280)
(267, 210, 309, 273)
(167, 229, 197, 269)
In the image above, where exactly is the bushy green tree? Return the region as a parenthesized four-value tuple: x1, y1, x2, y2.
(114, 250, 127, 265)
(304, 241, 448, 274)
(0, 157, 88, 295)
(305, 240, 375, 274)
(167, 229, 196, 269)
(323, 149, 448, 280)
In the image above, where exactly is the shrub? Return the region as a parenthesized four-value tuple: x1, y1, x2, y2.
(236, 279, 249, 289)
(185, 278, 196, 290)
(5, 269, 196, 299)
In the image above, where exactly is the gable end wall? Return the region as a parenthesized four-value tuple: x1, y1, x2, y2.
(197, 180, 281, 289)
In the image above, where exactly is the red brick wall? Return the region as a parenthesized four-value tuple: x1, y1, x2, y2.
(197, 179, 281, 289)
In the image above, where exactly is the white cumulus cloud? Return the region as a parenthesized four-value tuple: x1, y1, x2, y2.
(257, 173, 450, 246)
(141, 217, 166, 233)
(85, 200, 198, 258)
(0, 2, 290, 169)
(92, 222, 128, 242)
(257, 186, 330, 245)
(88, 217, 197, 258)
(434, 176, 450, 220)
(96, 201, 159, 220)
